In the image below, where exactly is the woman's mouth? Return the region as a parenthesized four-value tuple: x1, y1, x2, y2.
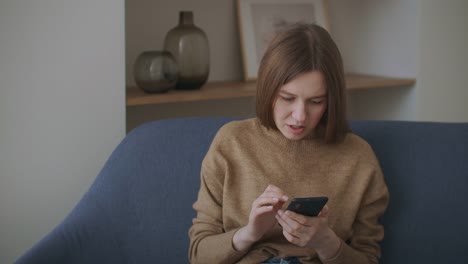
(287, 124, 305, 135)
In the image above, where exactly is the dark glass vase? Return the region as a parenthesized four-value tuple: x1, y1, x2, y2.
(164, 11, 210, 90)
(133, 51, 178, 93)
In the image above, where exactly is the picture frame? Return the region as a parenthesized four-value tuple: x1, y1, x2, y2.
(236, 0, 330, 81)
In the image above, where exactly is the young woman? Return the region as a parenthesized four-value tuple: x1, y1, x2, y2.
(189, 23, 389, 264)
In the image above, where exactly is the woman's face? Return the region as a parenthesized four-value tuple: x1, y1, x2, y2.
(273, 71, 327, 140)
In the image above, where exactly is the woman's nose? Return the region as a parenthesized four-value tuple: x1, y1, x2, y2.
(291, 103, 306, 122)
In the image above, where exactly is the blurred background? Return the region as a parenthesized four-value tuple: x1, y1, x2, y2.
(126, 0, 467, 130)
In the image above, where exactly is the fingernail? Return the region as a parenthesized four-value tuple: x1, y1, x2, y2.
(272, 197, 279, 202)
(282, 195, 289, 201)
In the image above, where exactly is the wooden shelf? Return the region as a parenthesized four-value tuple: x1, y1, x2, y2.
(126, 73, 415, 106)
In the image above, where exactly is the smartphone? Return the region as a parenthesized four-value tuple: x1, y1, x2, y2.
(286, 197, 328, 217)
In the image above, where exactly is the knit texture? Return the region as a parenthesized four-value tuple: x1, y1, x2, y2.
(189, 118, 389, 264)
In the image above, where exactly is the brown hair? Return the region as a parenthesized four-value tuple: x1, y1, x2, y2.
(256, 23, 349, 143)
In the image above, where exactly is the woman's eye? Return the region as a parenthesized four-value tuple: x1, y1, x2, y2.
(310, 99, 324, 104)
(281, 96, 294, 102)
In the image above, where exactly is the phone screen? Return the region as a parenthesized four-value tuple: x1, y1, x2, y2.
(286, 197, 328, 217)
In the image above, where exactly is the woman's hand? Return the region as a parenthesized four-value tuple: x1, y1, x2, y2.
(233, 184, 288, 251)
(275, 206, 342, 260)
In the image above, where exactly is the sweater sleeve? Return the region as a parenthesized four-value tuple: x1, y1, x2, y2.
(188, 129, 248, 264)
(322, 158, 389, 264)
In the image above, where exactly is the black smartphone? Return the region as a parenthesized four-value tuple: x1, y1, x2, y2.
(286, 197, 328, 217)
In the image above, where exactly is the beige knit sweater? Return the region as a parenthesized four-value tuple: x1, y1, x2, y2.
(189, 118, 389, 264)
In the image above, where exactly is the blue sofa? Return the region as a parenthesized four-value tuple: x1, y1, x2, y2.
(15, 118, 468, 264)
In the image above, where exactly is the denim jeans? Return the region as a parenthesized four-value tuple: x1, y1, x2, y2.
(261, 256, 302, 264)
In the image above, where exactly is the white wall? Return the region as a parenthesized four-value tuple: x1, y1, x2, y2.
(330, 0, 468, 122)
(0, 1, 125, 263)
(416, 0, 468, 122)
(329, 0, 418, 121)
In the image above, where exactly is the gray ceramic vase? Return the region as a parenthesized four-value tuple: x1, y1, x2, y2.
(133, 50, 178, 93)
(164, 11, 210, 90)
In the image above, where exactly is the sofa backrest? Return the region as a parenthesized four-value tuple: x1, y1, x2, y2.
(16, 118, 468, 264)
(351, 120, 468, 263)
(110, 118, 468, 263)
(86, 117, 233, 263)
